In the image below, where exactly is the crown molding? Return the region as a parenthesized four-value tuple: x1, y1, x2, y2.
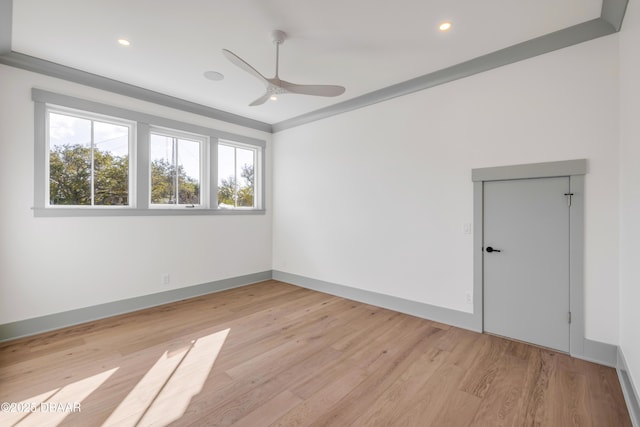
(0, 0, 628, 134)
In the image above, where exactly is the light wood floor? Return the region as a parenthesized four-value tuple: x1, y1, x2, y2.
(0, 280, 631, 426)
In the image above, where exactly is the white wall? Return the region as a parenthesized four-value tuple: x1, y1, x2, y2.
(619, 0, 640, 399)
(273, 35, 621, 344)
(0, 64, 272, 324)
(0, 22, 626, 350)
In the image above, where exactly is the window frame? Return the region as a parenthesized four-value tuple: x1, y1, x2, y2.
(33, 89, 266, 217)
(149, 126, 208, 209)
(45, 105, 136, 209)
(217, 139, 262, 210)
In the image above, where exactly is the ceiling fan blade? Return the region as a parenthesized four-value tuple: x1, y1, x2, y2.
(249, 92, 272, 107)
(278, 81, 346, 97)
(224, 31, 347, 105)
(222, 49, 268, 84)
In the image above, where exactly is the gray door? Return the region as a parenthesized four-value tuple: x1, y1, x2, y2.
(483, 177, 570, 352)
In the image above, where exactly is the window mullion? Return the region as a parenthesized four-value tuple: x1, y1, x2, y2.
(253, 149, 257, 209)
(233, 147, 238, 208)
(209, 138, 218, 209)
(136, 123, 150, 209)
(37, 104, 48, 208)
(173, 137, 179, 205)
(90, 120, 95, 206)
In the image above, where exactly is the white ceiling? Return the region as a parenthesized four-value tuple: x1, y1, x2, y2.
(11, 0, 603, 125)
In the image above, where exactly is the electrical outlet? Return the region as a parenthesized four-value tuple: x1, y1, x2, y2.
(463, 223, 472, 235)
(161, 273, 170, 285)
(465, 292, 472, 304)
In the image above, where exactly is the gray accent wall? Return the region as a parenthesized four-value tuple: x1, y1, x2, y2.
(0, 0, 629, 133)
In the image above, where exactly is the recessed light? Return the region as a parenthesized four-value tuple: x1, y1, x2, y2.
(203, 70, 224, 81)
(439, 21, 452, 32)
(270, 95, 278, 101)
(117, 38, 131, 46)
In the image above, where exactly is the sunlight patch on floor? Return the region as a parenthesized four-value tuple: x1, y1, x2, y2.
(104, 328, 230, 426)
(2, 368, 118, 427)
(102, 348, 190, 426)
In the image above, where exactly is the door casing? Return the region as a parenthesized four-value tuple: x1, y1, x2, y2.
(471, 159, 586, 356)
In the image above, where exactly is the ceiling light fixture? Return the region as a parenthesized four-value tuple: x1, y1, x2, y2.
(203, 70, 224, 81)
(439, 21, 452, 32)
(270, 95, 278, 101)
(117, 38, 131, 46)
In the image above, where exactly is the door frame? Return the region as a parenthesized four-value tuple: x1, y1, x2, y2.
(471, 159, 587, 356)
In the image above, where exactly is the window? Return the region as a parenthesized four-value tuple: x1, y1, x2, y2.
(47, 108, 133, 207)
(33, 89, 265, 216)
(150, 130, 204, 207)
(218, 142, 257, 209)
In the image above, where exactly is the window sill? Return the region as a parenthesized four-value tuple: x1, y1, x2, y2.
(32, 207, 266, 217)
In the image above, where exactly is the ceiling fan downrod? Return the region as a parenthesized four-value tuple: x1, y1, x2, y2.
(271, 30, 286, 79)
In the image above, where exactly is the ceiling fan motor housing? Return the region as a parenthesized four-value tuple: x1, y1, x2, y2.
(271, 30, 287, 44)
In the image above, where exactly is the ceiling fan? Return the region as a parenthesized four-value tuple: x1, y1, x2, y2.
(222, 30, 346, 106)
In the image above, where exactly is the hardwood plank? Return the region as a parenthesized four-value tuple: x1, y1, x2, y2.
(586, 362, 633, 427)
(175, 342, 344, 425)
(394, 363, 470, 426)
(305, 322, 445, 426)
(521, 348, 557, 425)
(460, 333, 510, 399)
(546, 359, 591, 427)
(350, 346, 449, 426)
(430, 389, 483, 427)
(230, 390, 303, 427)
(436, 326, 482, 371)
(468, 353, 529, 426)
(273, 367, 369, 426)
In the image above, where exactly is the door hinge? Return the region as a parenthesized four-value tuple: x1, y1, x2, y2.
(564, 193, 574, 207)
(568, 311, 572, 324)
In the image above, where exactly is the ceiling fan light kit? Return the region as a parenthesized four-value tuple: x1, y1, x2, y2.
(223, 30, 346, 106)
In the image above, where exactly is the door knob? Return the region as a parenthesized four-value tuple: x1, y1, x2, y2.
(485, 246, 501, 253)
